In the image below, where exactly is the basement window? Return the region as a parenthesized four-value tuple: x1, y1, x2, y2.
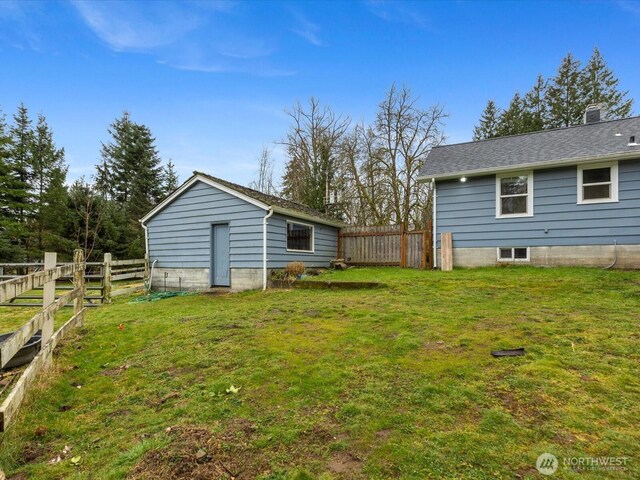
(497, 247, 530, 262)
(496, 172, 534, 218)
(577, 162, 618, 204)
(286, 221, 314, 253)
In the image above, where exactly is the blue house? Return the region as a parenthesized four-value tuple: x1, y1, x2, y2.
(418, 110, 640, 269)
(140, 172, 344, 291)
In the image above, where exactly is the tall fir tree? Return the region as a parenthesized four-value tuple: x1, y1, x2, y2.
(472, 100, 500, 140)
(96, 111, 164, 258)
(31, 113, 70, 254)
(544, 53, 583, 128)
(579, 47, 633, 119)
(9, 104, 34, 226)
(496, 93, 526, 137)
(163, 159, 179, 193)
(0, 108, 24, 261)
(523, 75, 547, 132)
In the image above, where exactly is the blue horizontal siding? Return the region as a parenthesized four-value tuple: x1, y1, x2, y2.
(436, 158, 640, 248)
(266, 214, 338, 268)
(146, 180, 339, 273)
(146, 180, 265, 269)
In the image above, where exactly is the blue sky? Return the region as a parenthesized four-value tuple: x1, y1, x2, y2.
(1, 1, 639, 186)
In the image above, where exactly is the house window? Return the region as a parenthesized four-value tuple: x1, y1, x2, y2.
(577, 162, 618, 204)
(497, 247, 530, 262)
(496, 172, 533, 218)
(286, 221, 314, 252)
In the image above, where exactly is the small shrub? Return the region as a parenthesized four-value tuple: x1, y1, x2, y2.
(305, 268, 321, 276)
(285, 262, 305, 277)
(271, 270, 286, 280)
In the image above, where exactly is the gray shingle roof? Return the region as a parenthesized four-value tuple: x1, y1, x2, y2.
(194, 171, 345, 226)
(419, 116, 640, 180)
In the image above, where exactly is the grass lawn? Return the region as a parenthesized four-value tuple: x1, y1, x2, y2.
(0, 267, 638, 479)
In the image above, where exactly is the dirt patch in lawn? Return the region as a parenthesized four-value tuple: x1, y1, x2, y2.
(130, 419, 267, 479)
(327, 451, 364, 475)
(130, 417, 365, 479)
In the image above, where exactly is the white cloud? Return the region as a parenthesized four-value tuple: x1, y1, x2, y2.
(71, 1, 203, 51)
(365, 0, 429, 29)
(290, 10, 324, 46)
(71, 0, 293, 77)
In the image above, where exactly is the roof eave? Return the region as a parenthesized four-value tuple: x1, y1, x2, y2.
(140, 174, 269, 224)
(417, 150, 640, 182)
(140, 173, 346, 228)
(272, 206, 347, 228)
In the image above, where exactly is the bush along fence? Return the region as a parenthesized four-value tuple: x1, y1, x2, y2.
(0, 255, 148, 307)
(338, 225, 433, 269)
(0, 250, 86, 431)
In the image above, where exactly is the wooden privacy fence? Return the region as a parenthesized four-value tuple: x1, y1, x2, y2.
(338, 225, 433, 269)
(0, 254, 147, 306)
(0, 250, 86, 431)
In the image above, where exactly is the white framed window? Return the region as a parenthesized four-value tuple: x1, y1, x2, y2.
(577, 162, 618, 204)
(496, 172, 534, 218)
(286, 221, 314, 253)
(497, 247, 530, 262)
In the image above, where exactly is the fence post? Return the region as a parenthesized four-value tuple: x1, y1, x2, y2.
(103, 253, 112, 304)
(421, 231, 428, 270)
(73, 249, 85, 325)
(41, 252, 57, 345)
(441, 232, 453, 271)
(400, 224, 407, 268)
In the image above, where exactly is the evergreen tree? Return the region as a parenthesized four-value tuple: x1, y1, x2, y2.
(580, 47, 633, 119)
(163, 159, 179, 193)
(9, 104, 34, 226)
(496, 93, 526, 137)
(472, 100, 500, 140)
(96, 111, 164, 258)
(31, 113, 70, 254)
(545, 53, 583, 128)
(523, 75, 547, 132)
(0, 108, 24, 261)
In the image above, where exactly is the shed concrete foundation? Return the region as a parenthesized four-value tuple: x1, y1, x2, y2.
(150, 267, 265, 292)
(438, 245, 640, 269)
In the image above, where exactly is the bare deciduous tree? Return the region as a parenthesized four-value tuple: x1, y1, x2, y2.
(280, 86, 446, 228)
(249, 147, 278, 196)
(280, 98, 350, 216)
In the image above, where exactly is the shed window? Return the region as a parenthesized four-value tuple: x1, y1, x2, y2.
(496, 172, 533, 218)
(286, 221, 314, 252)
(578, 162, 618, 204)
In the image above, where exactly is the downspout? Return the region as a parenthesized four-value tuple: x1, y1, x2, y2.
(263, 207, 274, 290)
(141, 221, 149, 260)
(432, 179, 437, 269)
(140, 220, 152, 291)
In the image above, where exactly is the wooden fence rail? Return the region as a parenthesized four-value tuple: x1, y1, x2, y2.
(0, 255, 147, 307)
(0, 250, 86, 431)
(338, 225, 433, 269)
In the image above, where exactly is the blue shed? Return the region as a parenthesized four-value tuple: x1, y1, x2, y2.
(140, 172, 344, 291)
(418, 109, 640, 269)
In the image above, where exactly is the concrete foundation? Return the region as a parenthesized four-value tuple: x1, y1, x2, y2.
(438, 244, 640, 269)
(150, 267, 265, 292)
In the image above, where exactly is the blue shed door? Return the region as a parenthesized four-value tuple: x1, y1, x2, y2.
(211, 224, 230, 286)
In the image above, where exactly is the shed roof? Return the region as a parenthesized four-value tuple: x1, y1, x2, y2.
(419, 116, 640, 180)
(141, 171, 345, 227)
